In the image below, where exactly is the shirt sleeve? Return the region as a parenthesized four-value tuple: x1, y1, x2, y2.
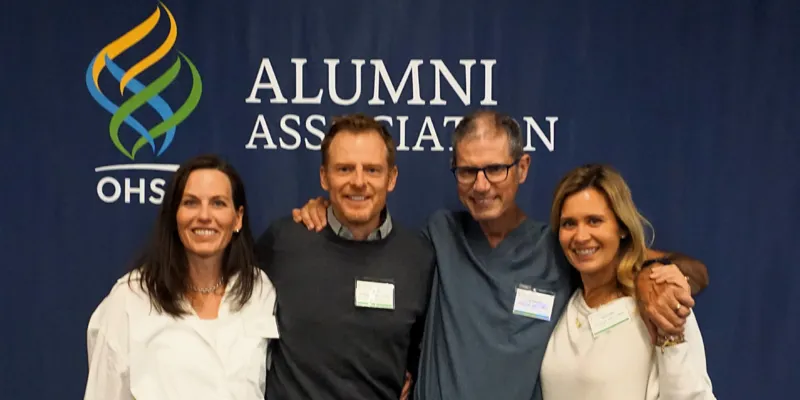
(84, 284, 132, 400)
(405, 256, 435, 381)
(407, 222, 437, 400)
(405, 307, 426, 381)
(645, 311, 716, 400)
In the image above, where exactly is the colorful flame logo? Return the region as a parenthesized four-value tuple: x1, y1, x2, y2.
(86, 2, 202, 160)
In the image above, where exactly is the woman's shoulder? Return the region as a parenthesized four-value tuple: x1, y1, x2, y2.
(96, 271, 151, 310)
(253, 267, 276, 296)
(108, 270, 148, 297)
(240, 268, 277, 313)
(87, 271, 148, 331)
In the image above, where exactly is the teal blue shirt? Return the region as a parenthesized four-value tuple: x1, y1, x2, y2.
(414, 210, 574, 400)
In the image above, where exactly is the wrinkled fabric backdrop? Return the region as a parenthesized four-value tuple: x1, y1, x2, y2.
(1, 0, 797, 399)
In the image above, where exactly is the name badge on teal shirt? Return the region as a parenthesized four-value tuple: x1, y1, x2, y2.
(512, 284, 555, 321)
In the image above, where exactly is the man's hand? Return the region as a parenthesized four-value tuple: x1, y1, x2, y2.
(291, 197, 330, 231)
(400, 371, 413, 400)
(645, 249, 709, 295)
(635, 264, 694, 344)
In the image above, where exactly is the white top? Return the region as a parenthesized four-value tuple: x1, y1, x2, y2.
(83, 269, 279, 400)
(540, 290, 715, 400)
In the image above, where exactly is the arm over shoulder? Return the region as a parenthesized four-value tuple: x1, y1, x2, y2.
(645, 249, 709, 295)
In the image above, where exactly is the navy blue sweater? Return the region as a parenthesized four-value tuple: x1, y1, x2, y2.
(256, 216, 434, 400)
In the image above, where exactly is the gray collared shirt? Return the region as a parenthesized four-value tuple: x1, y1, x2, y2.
(327, 206, 393, 241)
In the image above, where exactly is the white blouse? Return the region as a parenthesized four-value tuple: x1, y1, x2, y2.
(540, 290, 715, 400)
(83, 270, 279, 400)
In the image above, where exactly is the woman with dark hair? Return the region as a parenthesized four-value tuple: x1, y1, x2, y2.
(83, 154, 279, 400)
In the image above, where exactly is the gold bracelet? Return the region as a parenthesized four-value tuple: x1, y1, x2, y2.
(656, 334, 686, 353)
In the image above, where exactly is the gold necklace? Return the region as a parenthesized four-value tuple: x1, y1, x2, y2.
(190, 279, 223, 294)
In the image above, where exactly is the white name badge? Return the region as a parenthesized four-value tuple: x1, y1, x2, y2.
(355, 280, 395, 310)
(588, 303, 631, 337)
(512, 285, 555, 321)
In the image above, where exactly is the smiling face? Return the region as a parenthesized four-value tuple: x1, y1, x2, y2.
(453, 130, 529, 222)
(176, 169, 243, 261)
(557, 187, 625, 276)
(320, 129, 398, 231)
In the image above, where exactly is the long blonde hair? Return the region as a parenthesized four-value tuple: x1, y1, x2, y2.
(550, 164, 652, 296)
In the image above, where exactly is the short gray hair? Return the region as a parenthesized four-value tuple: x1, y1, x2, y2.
(451, 109, 524, 167)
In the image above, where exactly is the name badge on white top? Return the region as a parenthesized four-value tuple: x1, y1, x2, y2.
(355, 279, 395, 310)
(588, 302, 630, 337)
(512, 284, 555, 321)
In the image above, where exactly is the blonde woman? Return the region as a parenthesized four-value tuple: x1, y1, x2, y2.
(540, 164, 715, 399)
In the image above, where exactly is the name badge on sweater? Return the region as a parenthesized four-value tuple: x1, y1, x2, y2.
(512, 285, 555, 321)
(355, 279, 395, 310)
(588, 303, 630, 337)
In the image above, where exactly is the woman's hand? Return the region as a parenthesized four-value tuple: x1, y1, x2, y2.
(650, 264, 691, 293)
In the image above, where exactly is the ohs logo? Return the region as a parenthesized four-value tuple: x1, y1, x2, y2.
(87, 2, 202, 204)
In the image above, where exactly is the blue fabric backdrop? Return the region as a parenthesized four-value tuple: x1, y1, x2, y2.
(2, 0, 798, 398)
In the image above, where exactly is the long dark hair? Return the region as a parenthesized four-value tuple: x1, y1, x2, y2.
(130, 154, 259, 316)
